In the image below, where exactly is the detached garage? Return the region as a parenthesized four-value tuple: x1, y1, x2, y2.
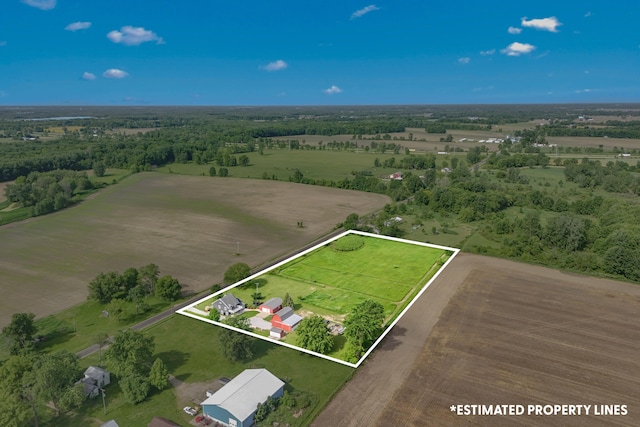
(201, 369, 285, 427)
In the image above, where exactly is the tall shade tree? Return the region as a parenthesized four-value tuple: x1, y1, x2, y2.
(34, 351, 83, 417)
(295, 315, 334, 354)
(104, 330, 155, 377)
(344, 299, 385, 356)
(120, 374, 150, 404)
(87, 272, 123, 304)
(2, 313, 37, 355)
(139, 263, 160, 296)
(149, 358, 170, 391)
(219, 317, 254, 362)
(155, 275, 182, 301)
(0, 354, 38, 427)
(223, 262, 251, 285)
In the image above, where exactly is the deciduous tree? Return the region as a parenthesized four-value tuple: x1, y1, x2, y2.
(224, 262, 251, 285)
(2, 313, 37, 355)
(295, 315, 334, 354)
(149, 358, 170, 391)
(155, 275, 182, 301)
(219, 317, 253, 362)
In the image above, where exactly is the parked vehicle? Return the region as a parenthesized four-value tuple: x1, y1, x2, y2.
(183, 406, 198, 416)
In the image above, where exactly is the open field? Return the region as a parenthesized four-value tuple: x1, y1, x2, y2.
(157, 150, 407, 181)
(313, 253, 640, 426)
(0, 173, 389, 327)
(185, 232, 453, 364)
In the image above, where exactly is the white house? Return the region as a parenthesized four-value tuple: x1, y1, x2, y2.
(78, 366, 110, 398)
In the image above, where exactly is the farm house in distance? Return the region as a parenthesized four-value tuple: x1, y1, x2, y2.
(201, 369, 284, 427)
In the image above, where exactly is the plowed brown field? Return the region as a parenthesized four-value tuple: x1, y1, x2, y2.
(314, 253, 640, 427)
(0, 173, 389, 326)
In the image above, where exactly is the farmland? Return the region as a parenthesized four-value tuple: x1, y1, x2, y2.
(186, 232, 452, 364)
(0, 173, 389, 327)
(314, 253, 640, 426)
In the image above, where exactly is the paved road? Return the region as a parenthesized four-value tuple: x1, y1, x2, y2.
(75, 228, 344, 359)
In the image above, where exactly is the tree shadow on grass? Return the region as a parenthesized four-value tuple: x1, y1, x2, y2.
(155, 350, 189, 374)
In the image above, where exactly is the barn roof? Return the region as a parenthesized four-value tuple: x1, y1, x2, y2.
(201, 369, 284, 422)
(261, 297, 282, 310)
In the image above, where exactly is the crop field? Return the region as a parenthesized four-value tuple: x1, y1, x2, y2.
(157, 150, 407, 181)
(314, 253, 640, 426)
(0, 173, 390, 327)
(183, 232, 455, 366)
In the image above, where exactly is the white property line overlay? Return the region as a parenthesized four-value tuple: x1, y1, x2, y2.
(176, 230, 460, 368)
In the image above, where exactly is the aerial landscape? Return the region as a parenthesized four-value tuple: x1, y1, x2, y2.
(1, 1, 639, 427)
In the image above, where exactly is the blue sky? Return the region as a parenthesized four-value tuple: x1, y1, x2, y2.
(1, 0, 638, 105)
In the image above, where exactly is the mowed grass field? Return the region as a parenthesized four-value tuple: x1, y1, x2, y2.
(193, 234, 449, 362)
(203, 235, 446, 321)
(0, 173, 390, 327)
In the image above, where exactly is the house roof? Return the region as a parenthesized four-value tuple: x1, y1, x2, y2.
(201, 369, 284, 422)
(274, 306, 293, 320)
(213, 293, 242, 311)
(261, 297, 282, 310)
(100, 421, 119, 427)
(84, 366, 108, 381)
(221, 293, 240, 307)
(147, 416, 181, 427)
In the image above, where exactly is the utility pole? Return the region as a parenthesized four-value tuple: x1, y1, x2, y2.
(100, 388, 106, 415)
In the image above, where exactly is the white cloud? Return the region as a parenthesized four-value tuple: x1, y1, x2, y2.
(21, 0, 56, 10)
(103, 69, 129, 79)
(458, 57, 470, 64)
(65, 22, 92, 32)
(508, 26, 522, 35)
(261, 60, 288, 72)
(521, 16, 562, 32)
(107, 26, 164, 46)
(584, 11, 592, 18)
(501, 42, 536, 56)
(351, 5, 380, 19)
(324, 85, 342, 95)
(576, 88, 596, 94)
(82, 72, 96, 80)
(0, 41, 6, 47)
(480, 49, 495, 56)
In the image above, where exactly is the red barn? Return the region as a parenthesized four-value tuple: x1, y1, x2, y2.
(259, 297, 282, 314)
(271, 307, 303, 333)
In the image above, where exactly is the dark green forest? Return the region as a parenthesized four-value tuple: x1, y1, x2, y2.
(1, 104, 640, 283)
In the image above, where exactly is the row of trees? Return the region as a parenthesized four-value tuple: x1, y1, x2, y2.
(88, 264, 182, 320)
(4, 170, 94, 216)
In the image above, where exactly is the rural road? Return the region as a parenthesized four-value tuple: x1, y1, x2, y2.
(75, 228, 344, 359)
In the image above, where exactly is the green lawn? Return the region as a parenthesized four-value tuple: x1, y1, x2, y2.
(156, 149, 406, 182)
(189, 233, 450, 363)
(49, 315, 353, 427)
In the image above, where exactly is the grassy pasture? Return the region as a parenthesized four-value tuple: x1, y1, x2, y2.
(0, 173, 389, 327)
(158, 149, 406, 181)
(192, 234, 450, 363)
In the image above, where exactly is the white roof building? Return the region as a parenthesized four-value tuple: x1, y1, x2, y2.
(201, 369, 285, 427)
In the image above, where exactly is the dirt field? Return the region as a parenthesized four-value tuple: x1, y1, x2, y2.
(313, 254, 640, 427)
(0, 173, 389, 327)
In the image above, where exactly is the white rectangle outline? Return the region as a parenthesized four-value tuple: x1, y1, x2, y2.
(176, 230, 460, 368)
